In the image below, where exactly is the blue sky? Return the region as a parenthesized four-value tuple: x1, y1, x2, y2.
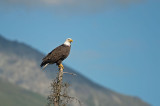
(0, 0, 160, 105)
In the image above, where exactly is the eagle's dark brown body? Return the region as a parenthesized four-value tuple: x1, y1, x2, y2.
(40, 44, 71, 67)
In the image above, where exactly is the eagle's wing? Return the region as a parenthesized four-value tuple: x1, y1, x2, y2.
(43, 45, 64, 60)
(41, 44, 66, 66)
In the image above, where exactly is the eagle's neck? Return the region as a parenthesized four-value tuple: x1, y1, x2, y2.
(64, 41, 71, 46)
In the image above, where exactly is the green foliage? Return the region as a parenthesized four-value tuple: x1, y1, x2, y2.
(0, 79, 46, 106)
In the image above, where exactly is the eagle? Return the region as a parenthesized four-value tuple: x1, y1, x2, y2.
(40, 38, 73, 70)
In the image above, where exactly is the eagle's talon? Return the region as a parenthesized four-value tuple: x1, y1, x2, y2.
(58, 64, 64, 69)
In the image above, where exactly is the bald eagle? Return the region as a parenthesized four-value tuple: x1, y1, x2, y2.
(40, 38, 73, 69)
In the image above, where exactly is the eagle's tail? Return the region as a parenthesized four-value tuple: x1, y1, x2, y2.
(40, 62, 49, 70)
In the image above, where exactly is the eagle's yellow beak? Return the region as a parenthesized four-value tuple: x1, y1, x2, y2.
(69, 39, 73, 42)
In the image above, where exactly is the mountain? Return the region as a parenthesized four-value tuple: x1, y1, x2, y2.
(0, 78, 46, 106)
(0, 35, 150, 106)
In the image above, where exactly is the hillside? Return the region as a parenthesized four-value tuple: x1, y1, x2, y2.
(0, 78, 46, 106)
(0, 35, 150, 106)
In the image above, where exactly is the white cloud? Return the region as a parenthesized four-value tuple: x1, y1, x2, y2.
(0, 0, 143, 13)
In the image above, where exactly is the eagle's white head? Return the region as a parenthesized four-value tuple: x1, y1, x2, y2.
(64, 38, 73, 46)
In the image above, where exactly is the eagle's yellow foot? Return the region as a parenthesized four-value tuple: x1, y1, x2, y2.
(58, 64, 64, 69)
